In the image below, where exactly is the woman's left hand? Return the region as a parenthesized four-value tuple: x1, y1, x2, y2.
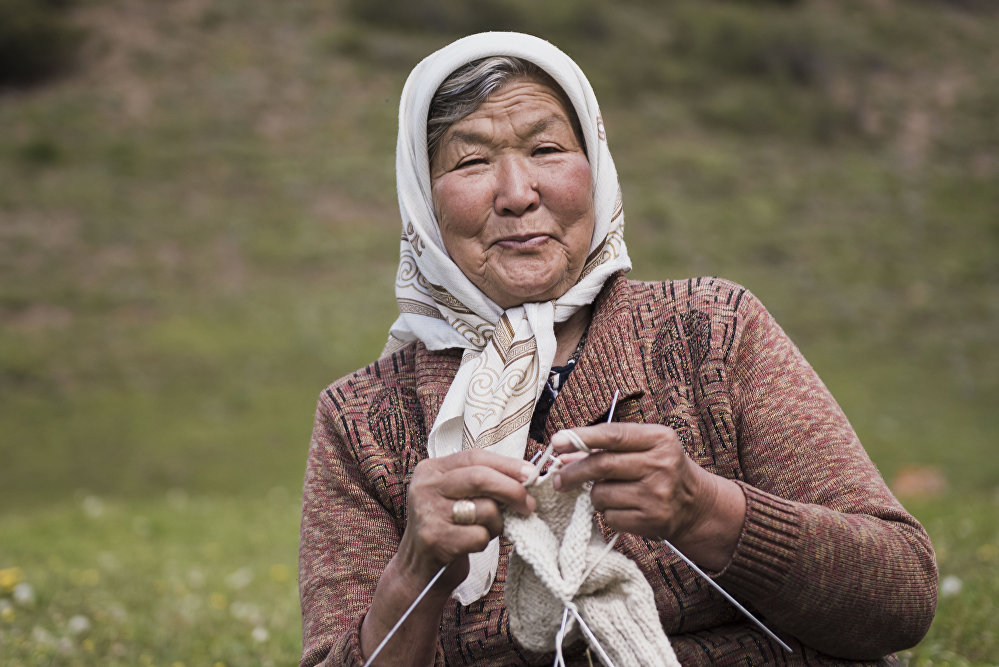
(550, 422, 746, 572)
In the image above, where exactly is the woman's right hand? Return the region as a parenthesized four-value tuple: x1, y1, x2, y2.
(361, 451, 536, 663)
(396, 450, 538, 591)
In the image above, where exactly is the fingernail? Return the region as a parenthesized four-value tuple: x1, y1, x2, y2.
(520, 462, 534, 480)
(551, 430, 570, 446)
(552, 473, 562, 491)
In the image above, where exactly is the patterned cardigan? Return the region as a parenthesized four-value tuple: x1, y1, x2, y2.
(299, 274, 937, 666)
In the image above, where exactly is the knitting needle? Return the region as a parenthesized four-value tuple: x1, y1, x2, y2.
(660, 538, 794, 653)
(568, 605, 617, 667)
(530, 389, 621, 485)
(362, 564, 447, 667)
(606, 389, 620, 424)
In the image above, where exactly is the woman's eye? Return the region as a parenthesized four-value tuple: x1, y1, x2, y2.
(456, 157, 486, 169)
(533, 145, 562, 156)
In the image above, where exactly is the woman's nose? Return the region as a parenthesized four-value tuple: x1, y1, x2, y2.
(493, 157, 540, 216)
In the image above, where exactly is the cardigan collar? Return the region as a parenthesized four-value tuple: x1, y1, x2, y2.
(545, 272, 649, 437)
(413, 272, 650, 445)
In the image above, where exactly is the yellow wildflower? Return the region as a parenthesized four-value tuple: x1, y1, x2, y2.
(0, 567, 25, 593)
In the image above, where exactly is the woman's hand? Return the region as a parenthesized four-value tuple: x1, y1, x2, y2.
(361, 451, 536, 664)
(550, 423, 746, 572)
(397, 450, 537, 590)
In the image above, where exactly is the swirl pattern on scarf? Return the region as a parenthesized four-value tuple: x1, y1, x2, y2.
(385, 32, 632, 604)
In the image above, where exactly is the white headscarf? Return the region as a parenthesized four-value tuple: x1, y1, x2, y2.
(386, 32, 631, 603)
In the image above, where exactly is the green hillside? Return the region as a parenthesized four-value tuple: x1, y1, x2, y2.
(1, 0, 997, 663)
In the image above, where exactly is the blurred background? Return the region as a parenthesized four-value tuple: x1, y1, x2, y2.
(1, 0, 996, 664)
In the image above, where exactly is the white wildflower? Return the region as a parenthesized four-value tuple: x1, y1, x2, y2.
(13, 582, 35, 606)
(252, 625, 269, 643)
(67, 614, 91, 636)
(82, 496, 104, 518)
(940, 575, 962, 597)
(226, 567, 253, 590)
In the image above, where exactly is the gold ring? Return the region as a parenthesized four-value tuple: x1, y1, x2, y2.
(451, 499, 477, 525)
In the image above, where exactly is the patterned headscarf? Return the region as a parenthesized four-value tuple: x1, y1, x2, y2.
(386, 32, 631, 603)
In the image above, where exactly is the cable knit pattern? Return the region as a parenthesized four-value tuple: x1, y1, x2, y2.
(504, 472, 679, 666)
(299, 273, 937, 666)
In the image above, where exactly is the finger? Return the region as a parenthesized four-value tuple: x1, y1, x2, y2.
(551, 423, 678, 455)
(436, 465, 535, 515)
(441, 498, 509, 556)
(589, 480, 647, 514)
(434, 449, 535, 483)
(555, 451, 588, 467)
(405, 501, 495, 565)
(440, 523, 495, 559)
(553, 451, 646, 491)
(451, 498, 504, 538)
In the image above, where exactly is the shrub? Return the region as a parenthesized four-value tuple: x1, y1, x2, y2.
(0, 0, 84, 87)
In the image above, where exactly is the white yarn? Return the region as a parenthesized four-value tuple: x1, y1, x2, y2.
(504, 473, 680, 667)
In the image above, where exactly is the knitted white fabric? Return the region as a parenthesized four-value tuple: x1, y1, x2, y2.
(504, 473, 679, 667)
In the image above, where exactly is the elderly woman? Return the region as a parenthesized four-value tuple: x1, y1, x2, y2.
(299, 32, 937, 666)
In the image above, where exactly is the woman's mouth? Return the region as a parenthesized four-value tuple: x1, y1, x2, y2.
(495, 234, 550, 250)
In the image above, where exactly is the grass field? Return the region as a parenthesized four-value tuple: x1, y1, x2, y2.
(1, 0, 997, 664)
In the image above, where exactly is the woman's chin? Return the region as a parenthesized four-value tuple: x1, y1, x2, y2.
(486, 275, 573, 308)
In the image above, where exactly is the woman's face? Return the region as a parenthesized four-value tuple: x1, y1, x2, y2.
(430, 77, 594, 309)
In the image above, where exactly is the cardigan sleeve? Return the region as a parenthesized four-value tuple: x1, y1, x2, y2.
(298, 389, 446, 666)
(298, 391, 382, 666)
(715, 292, 937, 660)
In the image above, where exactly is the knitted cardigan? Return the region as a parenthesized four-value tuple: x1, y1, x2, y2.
(298, 274, 937, 666)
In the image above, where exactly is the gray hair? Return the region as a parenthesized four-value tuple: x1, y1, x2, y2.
(427, 56, 584, 164)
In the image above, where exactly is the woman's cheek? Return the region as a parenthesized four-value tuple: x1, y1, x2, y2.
(545, 157, 593, 215)
(435, 178, 488, 238)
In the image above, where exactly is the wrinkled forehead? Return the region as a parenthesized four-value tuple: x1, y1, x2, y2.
(400, 33, 597, 171)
